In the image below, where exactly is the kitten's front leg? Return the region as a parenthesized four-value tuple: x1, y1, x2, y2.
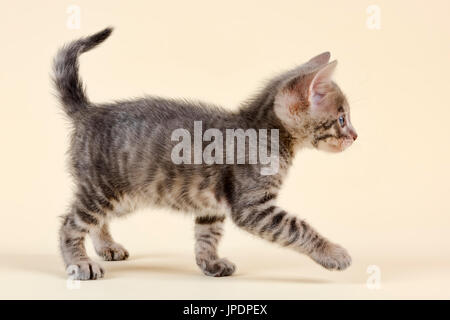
(232, 204, 351, 271)
(194, 215, 236, 277)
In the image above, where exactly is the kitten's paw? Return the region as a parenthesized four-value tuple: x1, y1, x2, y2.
(199, 258, 236, 277)
(310, 243, 352, 271)
(96, 243, 129, 261)
(67, 260, 104, 280)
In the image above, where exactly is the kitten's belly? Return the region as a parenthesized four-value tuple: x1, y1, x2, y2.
(107, 173, 231, 218)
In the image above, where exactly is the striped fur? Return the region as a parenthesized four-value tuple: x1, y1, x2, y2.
(54, 29, 355, 280)
(194, 216, 236, 277)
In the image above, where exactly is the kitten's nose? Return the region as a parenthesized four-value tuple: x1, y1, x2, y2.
(351, 132, 358, 141)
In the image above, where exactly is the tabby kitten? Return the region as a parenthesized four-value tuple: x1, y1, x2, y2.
(54, 28, 357, 280)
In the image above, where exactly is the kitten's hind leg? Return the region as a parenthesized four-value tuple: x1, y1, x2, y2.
(194, 215, 236, 277)
(90, 223, 129, 261)
(59, 205, 105, 280)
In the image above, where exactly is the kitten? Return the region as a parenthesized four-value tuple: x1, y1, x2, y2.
(54, 28, 357, 280)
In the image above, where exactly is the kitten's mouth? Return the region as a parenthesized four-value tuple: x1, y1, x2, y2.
(323, 137, 353, 152)
(339, 138, 354, 150)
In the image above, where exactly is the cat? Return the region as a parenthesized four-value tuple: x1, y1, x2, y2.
(53, 28, 357, 280)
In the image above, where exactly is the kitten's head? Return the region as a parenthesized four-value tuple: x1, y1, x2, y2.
(273, 52, 357, 153)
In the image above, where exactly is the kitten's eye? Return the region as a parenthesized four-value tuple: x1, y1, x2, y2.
(338, 115, 345, 127)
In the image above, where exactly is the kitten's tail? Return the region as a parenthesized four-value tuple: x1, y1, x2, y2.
(52, 27, 113, 120)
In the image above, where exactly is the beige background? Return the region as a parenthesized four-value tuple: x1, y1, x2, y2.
(0, 0, 449, 299)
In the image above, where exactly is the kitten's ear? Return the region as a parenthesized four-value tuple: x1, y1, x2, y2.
(274, 60, 337, 124)
(309, 60, 337, 108)
(308, 52, 331, 67)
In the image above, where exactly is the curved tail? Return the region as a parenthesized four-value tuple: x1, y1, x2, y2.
(52, 27, 113, 120)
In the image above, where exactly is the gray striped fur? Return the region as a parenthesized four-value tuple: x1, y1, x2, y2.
(54, 28, 354, 280)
